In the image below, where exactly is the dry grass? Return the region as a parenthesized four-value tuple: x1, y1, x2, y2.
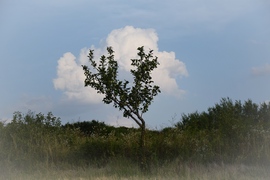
(1, 159, 270, 180)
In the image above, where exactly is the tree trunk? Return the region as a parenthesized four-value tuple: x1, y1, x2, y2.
(139, 122, 150, 173)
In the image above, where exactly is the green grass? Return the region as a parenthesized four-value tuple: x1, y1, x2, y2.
(1, 159, 270, 180)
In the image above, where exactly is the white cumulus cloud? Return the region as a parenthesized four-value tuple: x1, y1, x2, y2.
(53, 26, 188, 104)
(53, 51, 104, 103)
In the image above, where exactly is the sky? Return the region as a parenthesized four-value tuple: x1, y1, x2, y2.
(1, 0, 270, 129)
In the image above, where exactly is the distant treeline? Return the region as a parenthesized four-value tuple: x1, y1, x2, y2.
(0, 98, 269, 170)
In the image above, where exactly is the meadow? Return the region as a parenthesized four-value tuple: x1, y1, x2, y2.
(1, 98, 270, 179)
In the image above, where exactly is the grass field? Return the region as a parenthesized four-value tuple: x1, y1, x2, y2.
(1, 104, 270, 180)
(1, 159, 270, 180)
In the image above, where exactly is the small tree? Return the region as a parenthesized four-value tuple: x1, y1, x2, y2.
(82, 46, 160, 172)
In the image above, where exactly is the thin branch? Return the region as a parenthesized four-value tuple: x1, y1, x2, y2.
(111, 96, 142, 127)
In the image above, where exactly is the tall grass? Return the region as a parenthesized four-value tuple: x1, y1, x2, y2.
(1, 101, 270, 179)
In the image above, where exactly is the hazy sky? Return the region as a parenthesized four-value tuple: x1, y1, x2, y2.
(1, 0, 270, 128)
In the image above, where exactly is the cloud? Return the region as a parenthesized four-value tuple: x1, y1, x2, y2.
(53, 50, 104, 103)
(53, 26, 188, 104)
(105, 26, 188, 96)
(251, 64, 270, 76)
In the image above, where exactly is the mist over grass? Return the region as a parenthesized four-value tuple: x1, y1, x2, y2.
(0, 98, 270, 179)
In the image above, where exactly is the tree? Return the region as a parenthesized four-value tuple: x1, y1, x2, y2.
(82, 46, 160, 172)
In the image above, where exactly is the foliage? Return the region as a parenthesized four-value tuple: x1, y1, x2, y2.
(63, 120, 112, 137)
(82, 46, 160, 128)
(176, 97, 270, 164)
(0, 111, 83, 169)
(63, 120, 138, 137)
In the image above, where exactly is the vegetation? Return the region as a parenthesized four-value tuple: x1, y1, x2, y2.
(82, 46, 160, 172)
(0, 98, 270, 179)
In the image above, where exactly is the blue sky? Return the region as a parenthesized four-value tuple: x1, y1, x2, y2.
(1, 0, 270, 128)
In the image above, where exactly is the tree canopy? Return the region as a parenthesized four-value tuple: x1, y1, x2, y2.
(82, 46, 160, 128)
